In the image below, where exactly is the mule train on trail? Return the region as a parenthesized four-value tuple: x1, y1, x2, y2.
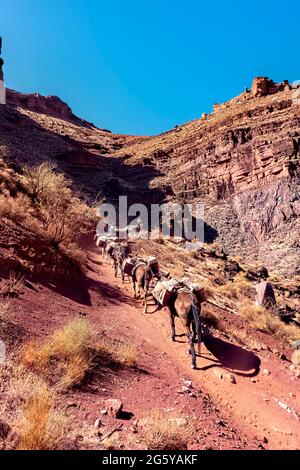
(94, 233, 206, 368)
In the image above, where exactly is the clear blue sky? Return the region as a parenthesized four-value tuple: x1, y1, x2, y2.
(1, 0, 299, 135)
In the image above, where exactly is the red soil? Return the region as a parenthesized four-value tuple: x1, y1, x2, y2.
(2, 241, 300, 450)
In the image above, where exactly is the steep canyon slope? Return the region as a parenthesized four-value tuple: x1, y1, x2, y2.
(1, 78, 300, 275)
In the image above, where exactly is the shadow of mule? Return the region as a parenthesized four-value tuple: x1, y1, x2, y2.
(202, 335, 261, 377)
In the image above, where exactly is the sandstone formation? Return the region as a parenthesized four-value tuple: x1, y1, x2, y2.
(7, 89, 79, 121)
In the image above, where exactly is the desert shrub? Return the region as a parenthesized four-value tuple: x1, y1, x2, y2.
(0, 156, 20, 196)
(141, 410, 193, 450)
(21, 318, 95, 389)
(23, 163, 95, 247)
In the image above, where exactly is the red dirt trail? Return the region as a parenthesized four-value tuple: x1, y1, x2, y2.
(3, 241, 300, 450)
(86, 243, 300, 450)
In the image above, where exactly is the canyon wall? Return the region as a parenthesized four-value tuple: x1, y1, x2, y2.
(1, 78, 299, 275)
(115, 79, 300, 275)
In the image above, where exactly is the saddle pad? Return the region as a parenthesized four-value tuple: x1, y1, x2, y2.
(152, 281, 174, 306)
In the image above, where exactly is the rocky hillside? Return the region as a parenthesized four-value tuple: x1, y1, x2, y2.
(114, 78, 300, 276)
(1, 78, 299, 275)
(0, 89, 144, 200)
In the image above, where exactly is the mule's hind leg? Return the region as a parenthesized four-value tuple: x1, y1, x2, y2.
(166, 306, 176, 341)
(121, 265, 125, 284)
(143, 283, 151, 313)
(185, 327, 196, 369)
(192, 321, 196, 342)
(143, 288, 148, 313)
(136, 282, 141, 299)
(188, 332, 196, 369)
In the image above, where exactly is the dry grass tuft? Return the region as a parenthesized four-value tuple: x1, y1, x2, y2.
(201, 308, 220, 329)
(0, 301, 12, 322)
(4, 367, 67, 450)
(95, 336, 139, 368)
(17, 386, 67, 450)
(1, 271, 25, 298)
(21, 318, 95, 389)
(213, 282, 239, 300)
(212, 273, 253, 301)
(141, 410, 193, 450)
(0, 193, 31, 221)
(239, 302, 300, 343)
(115, 341, 138, 367)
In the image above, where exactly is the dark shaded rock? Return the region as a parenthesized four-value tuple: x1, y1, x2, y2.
(224, 261, 242, 279)
(0, 420, 11, 440)
(246, 266, 269, 281)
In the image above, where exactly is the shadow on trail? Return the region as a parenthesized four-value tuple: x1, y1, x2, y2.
(80, 348, 151, 397)
(88, 276, 137, 307)
(198, 335, 261, 378)
(39, 263, 136, 308)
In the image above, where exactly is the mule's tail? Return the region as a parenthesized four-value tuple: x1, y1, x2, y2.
(191, 301, 201, 354)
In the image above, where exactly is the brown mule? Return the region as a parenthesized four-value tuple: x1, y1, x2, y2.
(104, 240, 118, 263)
(111, 244, 129, 281)
(132, 264, 153, 313)
(166, 289, 202, 369)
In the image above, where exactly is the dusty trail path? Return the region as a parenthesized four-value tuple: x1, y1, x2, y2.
(6, 241, 299, 449)
(86, 242, 300, 450)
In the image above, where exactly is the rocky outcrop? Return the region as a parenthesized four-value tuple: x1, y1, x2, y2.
(6, 89, 75, 120)
(0, 94, 140, 201)
(251, 77, 290, 97)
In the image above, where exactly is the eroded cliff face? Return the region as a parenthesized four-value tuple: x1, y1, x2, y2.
(114, 79, 300, 275)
